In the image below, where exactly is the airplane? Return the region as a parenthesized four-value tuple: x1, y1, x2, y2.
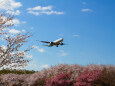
(40, 38, 65, 47)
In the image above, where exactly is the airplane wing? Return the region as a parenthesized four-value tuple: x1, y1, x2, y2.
(40, 41, 50, 43)
(43, 45, 52, 47)
(43, 45, 49, 46)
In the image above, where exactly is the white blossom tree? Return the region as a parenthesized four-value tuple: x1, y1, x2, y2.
(0, 13, 31, 69)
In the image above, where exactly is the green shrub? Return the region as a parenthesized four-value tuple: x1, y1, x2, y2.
(0, 69, 35, 75)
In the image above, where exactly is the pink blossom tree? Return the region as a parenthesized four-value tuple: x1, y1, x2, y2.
(74, 69, 102, 86)
(45, 72, 72, 86)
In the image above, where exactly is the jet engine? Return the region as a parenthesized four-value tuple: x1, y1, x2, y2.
(60, 43, 64, 45)
(50, 42, 53, 45)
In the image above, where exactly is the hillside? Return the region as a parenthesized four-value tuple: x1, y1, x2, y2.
(0, 64, 115, 86)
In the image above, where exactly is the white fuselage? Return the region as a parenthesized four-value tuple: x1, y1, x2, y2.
(49, 38, 63, 46)
(41, 38, 64, 47)
(53, 38, 63, 44)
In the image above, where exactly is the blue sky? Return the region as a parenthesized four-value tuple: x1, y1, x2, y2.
(0, 0, 115, 71)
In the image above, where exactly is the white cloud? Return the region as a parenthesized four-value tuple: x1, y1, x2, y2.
(0, 0, 22, 16)
(5, 19, 20, 26)
(60, 50, 67, 57)
(81, 8, 93, 12)
(2, 17, 20, 27)
(6, 10, 20, 15)
(38, 48, 44, 53)
(8, 29, 26, 34)
(12, 19, 20, 25)
(25, 54, 33, 59)
(27, 63, 49, 69)
(0, 37, 4, 40)
(32, 45, 38, 49)
(27, 60, 39, 68)
(27, 6, 52, 11)
(59, 34, 63, 37)
(40, 64, 49, 68)
(82, 2, 86, 5)
(0, 0, 22, 10)
(73, 34, 80, 37)
(28, 11, 39, 16)
(9, 29, 20, 34)
(22, 29, 26, 32)
(22, 21, 26, 24)
(61, 52, 67, 56)
(1, 45, 7, 50)
(27, 6, 64, 16)
(4, 35, 9, 37)
(32, 45, 45, 53)
(30, 27, 34, 30)
(41, 11, 64, 15)
(33, 64, 38, 67)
